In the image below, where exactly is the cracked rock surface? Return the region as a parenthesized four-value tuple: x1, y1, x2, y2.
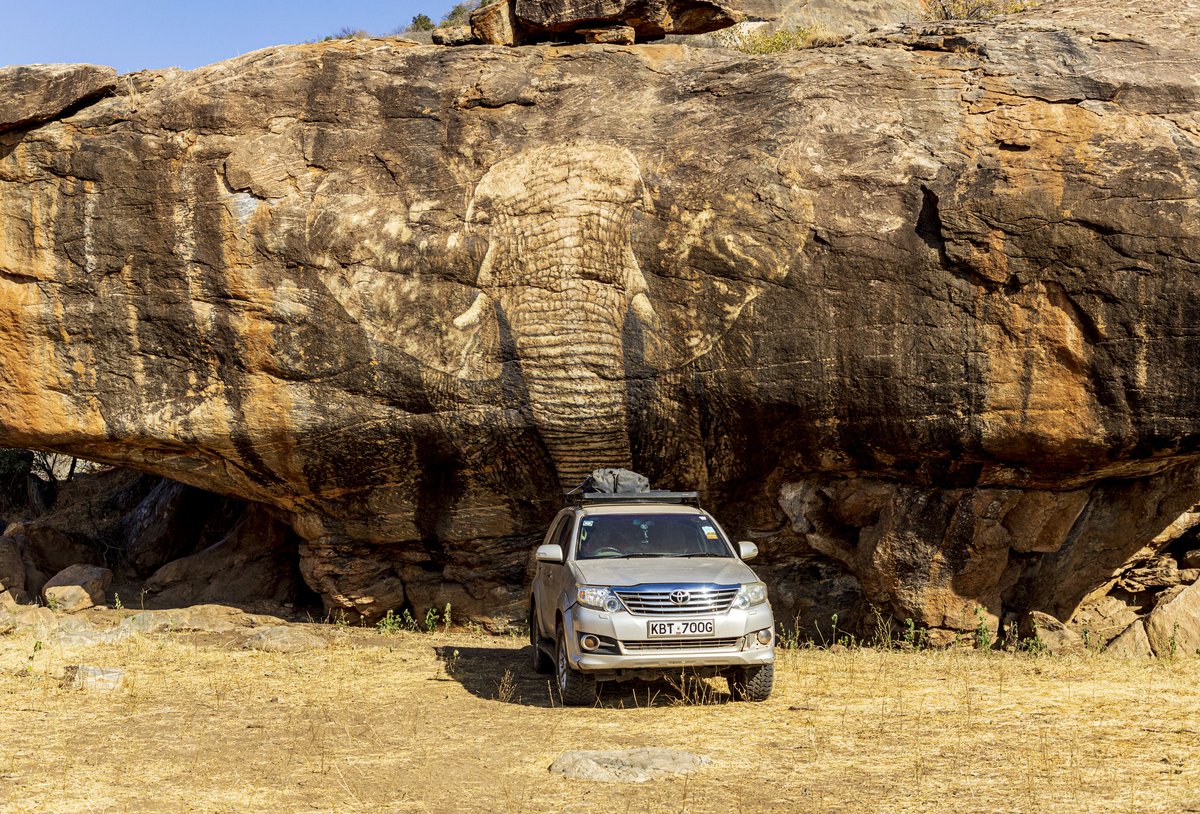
(0, 64, 116, 133)
(0, 0, 1199, 637)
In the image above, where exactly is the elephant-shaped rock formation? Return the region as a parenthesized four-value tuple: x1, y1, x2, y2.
(0, 0, 1199, 640)
(452, 142, 654, 485)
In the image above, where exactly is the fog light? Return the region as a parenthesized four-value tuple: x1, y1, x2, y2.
(580, 634, 600, 651)
(756, 629, 772, 645)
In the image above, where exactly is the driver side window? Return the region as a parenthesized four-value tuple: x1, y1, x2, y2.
(554, 514, 574, 555)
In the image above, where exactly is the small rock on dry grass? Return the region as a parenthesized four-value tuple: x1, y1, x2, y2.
(244, 626, 327, 653)
(61, 665, 125, 691)
(549, 748, 711, 782)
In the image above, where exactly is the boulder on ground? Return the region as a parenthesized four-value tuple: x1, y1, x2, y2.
(243, 626, 327, 653)
(1183, 550, 1200, 570)
(1106, 620, 1153, 657)
(1069, 595, 1141, 647)
(42, 563, 113, 613)
(1146, 583, 1200, 657)
(472, 0, 523, 45)
(6, 523, 100, 597)
(0, 63, 116, 133)
(432, 26, 476, 45)
(1019, 611, 1086, 656)
(123, 604, 281, 635)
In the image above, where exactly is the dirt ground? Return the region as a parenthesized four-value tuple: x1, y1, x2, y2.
(1, 623, 1199, 814)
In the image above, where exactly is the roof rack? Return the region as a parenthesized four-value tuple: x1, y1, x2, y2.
(564, 490, 701, 508)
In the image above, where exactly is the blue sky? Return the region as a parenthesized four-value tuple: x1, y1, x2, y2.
(1, 0, 452, 74)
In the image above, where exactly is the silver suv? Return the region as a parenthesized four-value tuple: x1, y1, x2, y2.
(528, 490, 774, 706)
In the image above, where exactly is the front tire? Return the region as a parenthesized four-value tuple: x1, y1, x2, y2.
(555, 623, 598, 707)
(529, 602, 553, 675)
(727, 663, 774, 702)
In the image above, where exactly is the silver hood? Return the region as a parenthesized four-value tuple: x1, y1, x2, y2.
(571, 557, 759, 588)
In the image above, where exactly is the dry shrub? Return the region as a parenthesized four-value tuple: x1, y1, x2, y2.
(716, 24, 846, 54)
(920, 0, 1038, 20)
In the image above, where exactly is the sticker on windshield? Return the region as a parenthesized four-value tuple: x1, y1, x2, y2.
(582, 519, 594, 526)
(702, 525, 718, 540)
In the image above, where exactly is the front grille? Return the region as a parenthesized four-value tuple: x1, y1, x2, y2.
(621, 638, 741, 651)
(614, 586, 738, 616)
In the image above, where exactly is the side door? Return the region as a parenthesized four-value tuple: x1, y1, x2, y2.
(534, 512, 570, 635)
(546, 511, 577, 626)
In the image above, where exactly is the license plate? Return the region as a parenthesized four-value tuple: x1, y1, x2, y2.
(647, 619, 714, 638)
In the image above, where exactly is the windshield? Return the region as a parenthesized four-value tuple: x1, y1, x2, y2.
(575, 514, 734, 559)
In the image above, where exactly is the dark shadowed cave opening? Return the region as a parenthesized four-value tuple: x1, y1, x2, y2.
(0, 449, 322, 618)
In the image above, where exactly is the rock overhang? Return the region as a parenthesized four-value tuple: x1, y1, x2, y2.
(0, 0, 1198, 636)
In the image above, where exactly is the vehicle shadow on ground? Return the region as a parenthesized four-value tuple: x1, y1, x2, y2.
(434, 644, 736, 708)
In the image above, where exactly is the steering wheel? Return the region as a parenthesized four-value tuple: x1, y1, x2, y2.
(591, 547, 623, 557)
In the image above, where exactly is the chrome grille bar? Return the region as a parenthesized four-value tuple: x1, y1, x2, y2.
(613, 585, 738, 616)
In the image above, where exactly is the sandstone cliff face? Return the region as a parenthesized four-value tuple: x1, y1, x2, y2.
(1, 0, 1199, 637)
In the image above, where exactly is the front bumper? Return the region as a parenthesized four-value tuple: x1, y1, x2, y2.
(563, 603, 775, 674)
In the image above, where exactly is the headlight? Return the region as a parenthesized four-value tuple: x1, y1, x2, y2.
(577, 586, 623, 613)
(731, 582, 768, 610)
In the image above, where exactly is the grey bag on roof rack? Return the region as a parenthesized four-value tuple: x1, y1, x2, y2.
(581, 468, 650, 495)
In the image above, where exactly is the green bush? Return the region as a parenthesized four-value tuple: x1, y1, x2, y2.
(408, 14, 435, 32)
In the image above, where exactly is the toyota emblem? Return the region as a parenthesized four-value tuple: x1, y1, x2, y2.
(669, 590, 691, 605)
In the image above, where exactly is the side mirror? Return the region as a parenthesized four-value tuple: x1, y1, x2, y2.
(737, 541, 759, 561)
(536, 544, 564, 564)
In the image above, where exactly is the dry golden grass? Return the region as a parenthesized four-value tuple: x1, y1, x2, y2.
(714, 25, 847, 54)
(919, 0, 1038, 20)
(2, 624, 1199, 814)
